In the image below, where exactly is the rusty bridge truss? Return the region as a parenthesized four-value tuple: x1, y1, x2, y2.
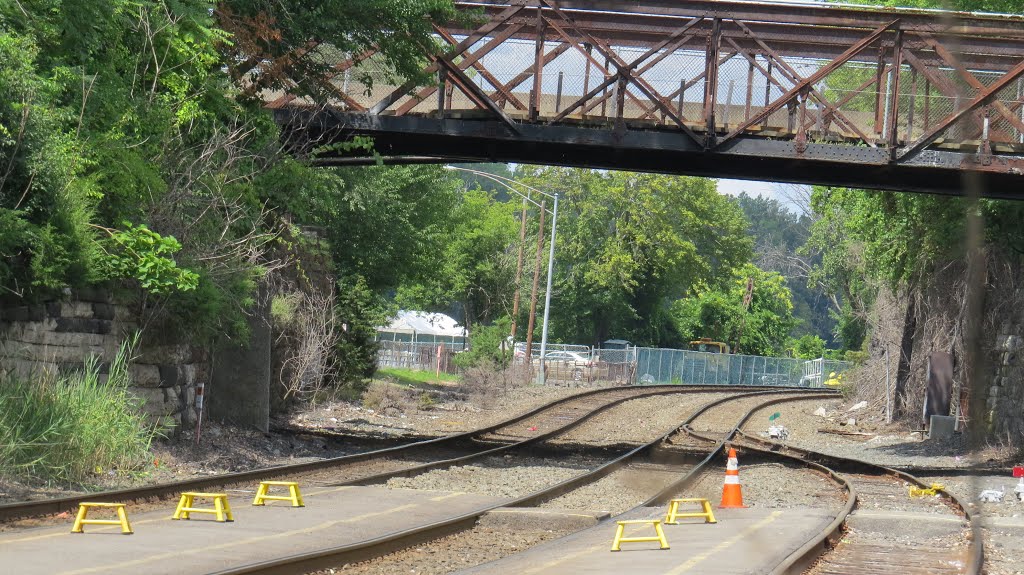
(271, 0, 1024, 196)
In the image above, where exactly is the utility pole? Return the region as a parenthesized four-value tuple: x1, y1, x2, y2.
(509, 198, 528, 353)
(524, 200, 546, 374)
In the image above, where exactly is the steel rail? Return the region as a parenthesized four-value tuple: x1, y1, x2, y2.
(707, 393, 983, 575)
(0, 384, 817, 522)
(0, 384, 675, 521)
(205, 388, 833, 575)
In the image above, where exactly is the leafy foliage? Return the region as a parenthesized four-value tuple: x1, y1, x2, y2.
(791, 334, 826, 360)
(673, 264, 797, 356)
(99, 224, 199, 294)
(515, 168, 753, 347)
(452, 318, 513, 369)
(216, 0, 458, 102)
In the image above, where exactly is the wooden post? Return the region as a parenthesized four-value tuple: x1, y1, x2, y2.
(762, 60, 773, 129)
(677, 78, 685, 118)
(885, 30, 904, 158)
(556, 71, 564, 113)
(745, 60, 755, 121)
(509, 198, 528, 345)
(437, 69, 447, 119)
(703, 17, 722, 148)
(874, 46, 886, 136)
(529, 8, 546, 121)
(906, 68, 918, 141)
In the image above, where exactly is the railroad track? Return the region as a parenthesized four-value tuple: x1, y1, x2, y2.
(0, 384, 808, 524)
(716, 394, 982, 575)
(206, 388, 828, 575)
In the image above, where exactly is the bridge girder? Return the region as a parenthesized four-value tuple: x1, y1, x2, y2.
(269, 0, 1024, 191)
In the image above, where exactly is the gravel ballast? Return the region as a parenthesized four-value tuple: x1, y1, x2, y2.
(540, 462, 687, 515)
(546, 392, 728, 447)
(383, 454, 596, 499)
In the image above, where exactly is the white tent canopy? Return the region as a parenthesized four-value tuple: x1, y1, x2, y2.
(377, 310, 467, 344)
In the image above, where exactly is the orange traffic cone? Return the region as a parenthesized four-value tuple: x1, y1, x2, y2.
(719, 447, 747, 508)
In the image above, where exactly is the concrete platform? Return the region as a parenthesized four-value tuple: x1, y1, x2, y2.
(0, 485, 509, 575)
(457, 506, 837, 575)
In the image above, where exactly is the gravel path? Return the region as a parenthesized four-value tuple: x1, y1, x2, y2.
(688, 393, 802, 437)
(546, 392, 727, 447)
(293, 385, 587, 438)
(383, 454, 596, 499)
(742, 398, 975, 469)
(540, 462, 686, 515)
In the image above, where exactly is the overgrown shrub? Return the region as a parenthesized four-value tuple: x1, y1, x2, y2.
(459, 361, 527, 409)
(0, 342, 157, 484)
(453, 318, 512, 369)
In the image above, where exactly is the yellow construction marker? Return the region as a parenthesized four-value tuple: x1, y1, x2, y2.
(610, 519, 670, 551)
(664, 498, 717, 525)
(71, 502, 133, 534)
(173, 493, 234, 522)
(253, 481, 305, 507)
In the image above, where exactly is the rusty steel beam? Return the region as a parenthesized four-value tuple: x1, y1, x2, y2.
(900, 58, 1024, 159)
(371, 2, 528, 114)
(919, 33, 1024, 136)
(397, 24, 525, 115)
(717, 19, 898, 147)
(455, 0, 1024, 39)
(448, 8, 1023, 68)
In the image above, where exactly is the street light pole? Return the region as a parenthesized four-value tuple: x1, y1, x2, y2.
(443, 165, 559, 385)
(538, 192, 558, 385)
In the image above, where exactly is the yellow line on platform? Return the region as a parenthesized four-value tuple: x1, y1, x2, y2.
(430, 492, 467, 502)
(59, 503, 420, 575)
(665, 511, 782, 575)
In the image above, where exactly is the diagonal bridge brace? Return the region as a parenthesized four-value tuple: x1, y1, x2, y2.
(370, 1, 527, 115)
(917, 32, 1024, 137)
(898, 57, 1024, 161)
(395, 24, 528, 115)
(725, 20, 877, 146)
(540, 0, 705, 145)
(715, 19, 899, 149)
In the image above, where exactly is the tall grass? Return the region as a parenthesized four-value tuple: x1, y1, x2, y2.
(0, 340, 157, 484)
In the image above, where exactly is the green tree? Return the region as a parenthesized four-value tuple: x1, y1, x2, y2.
(791, 334, 826, 360)
(515, 168, 753, 346)
(397, 187, 518, 327)
(733, 192, 836, 344)
(673, 264, 797, 356)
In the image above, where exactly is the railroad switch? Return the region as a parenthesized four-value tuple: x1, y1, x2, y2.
(71, 502, 133, 534)
(253, 481, 305, 507)
(173, 492, 235, 522)
(664, 498, 717, 525)
(610, 519, 670, 551)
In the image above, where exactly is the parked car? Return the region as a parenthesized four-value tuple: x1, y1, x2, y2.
(536, 350, 604, 382)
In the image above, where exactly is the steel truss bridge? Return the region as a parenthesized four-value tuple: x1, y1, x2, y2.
(271, 0, 1024, 196)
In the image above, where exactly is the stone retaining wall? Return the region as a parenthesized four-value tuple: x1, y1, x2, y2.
(987, 332, 1024, 438)
(0, 292, 204, 430)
